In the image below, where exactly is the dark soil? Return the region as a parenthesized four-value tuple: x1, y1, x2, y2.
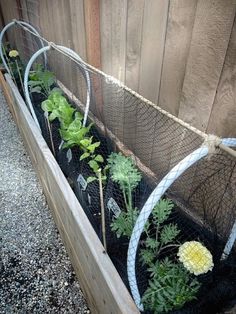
(27, 89, 236, 313)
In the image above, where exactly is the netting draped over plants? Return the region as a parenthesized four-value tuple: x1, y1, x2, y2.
(2, 20, 236, 313)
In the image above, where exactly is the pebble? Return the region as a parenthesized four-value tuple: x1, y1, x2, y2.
(0, 90, 90, 313)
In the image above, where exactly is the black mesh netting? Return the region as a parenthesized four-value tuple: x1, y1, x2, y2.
(4, 42, 236, 313)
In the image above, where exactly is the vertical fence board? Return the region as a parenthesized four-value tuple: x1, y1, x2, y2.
(1, 0, 236, 136)
(100, 0, 127, 82)
(69, 0, 87, 60)
(84, 0, 101, 68)
(158, 0, 197, 116)
(138, 0, 169, 104)
(207, 17, 236, 137)
(0, 0, 20, 47)
(178, 0, 236, 131)
(125, 0, 145, 91)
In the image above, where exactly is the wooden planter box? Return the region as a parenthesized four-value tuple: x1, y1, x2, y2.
(0, 72, 139, 314)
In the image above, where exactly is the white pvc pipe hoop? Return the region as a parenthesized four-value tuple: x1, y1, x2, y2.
(0, 20, 47, 74)
(23, 45, 91, 130)
(127, 138, 236, 311)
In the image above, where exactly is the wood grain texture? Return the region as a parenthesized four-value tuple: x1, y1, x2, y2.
(84, 0, 101, 68)
(125, 0, 145, 91)
(69, 0, 87, 60)
(0, 70, 16, 120)
(100, 0, 127, 82)
(207, 17, 236, 137)
(178, 0, 236, 131)
(0, 0, 20, 47)
(158, 0, 197, 116)
(138, 0, 169, 104)
(4, 73, 139, 314)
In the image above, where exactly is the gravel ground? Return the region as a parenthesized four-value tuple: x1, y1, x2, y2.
(0, 90, 90, 313)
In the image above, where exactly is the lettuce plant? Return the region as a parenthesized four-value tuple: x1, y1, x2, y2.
(108, 153, 142, 238)
(41, 91, 75, 129)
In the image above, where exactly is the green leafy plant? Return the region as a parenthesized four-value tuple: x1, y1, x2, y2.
(79, 136, 108, 184)
(41, 91, 75, 129)
(28, 64, 60, 97)
(142, 258, 201, 313)
(140, 199, 180, 266)
(108, 153, 142, 238)
(58, 111, 107, 182)
(139, 199, 201, 312)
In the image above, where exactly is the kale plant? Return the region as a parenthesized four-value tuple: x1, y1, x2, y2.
(108, 153, 142, 238)
(142, 258, 201, 313)
(28, 64, 60, 97)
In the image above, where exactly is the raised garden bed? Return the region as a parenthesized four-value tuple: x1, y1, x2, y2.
(1, 62, 236, 313)
(0, 71, 140, 314)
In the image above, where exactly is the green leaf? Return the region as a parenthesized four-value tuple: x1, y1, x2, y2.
(101, 175, 107, 181)
(87, 176, 97, 184)
(152, 199, 174, 224)
(94, 154, 104, 163)
(160, 223, 180, 245)
(30, 86, 42, 94)
(41, 99, 54, 112)
(80, 138, 92, 148)
(80, 152, 90, 161)
(87, 141, 100, 153)
(108, 152, 142, 191)
(88, 160, 100, 172)
(50, 87, 62, 94)
(142, 259, 201, 312)
(110, 208, 139, 238)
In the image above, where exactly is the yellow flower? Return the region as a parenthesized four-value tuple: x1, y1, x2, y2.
(177, 241, 214, 276)
(9, 50, 19, 58)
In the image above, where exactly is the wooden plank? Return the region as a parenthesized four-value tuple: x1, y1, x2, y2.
(4, 73, 139, 314)
(69, 0, 87, 60)
(138, 0, 169, 104)
(158, 0, 197, 116)
(100, 0, 127, 140)
(207, 17, 236, 137)
(0, 70, 16, 120)
(0, 0, 20, 47)
(84, 0, 103, 117)
(100, 0, 127, 82)
(125, 0, 145, 91)
(84, 0, 101, 68)
(178, 0, 236, 131)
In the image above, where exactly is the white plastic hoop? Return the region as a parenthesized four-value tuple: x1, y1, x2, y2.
(23, 45, 91, 130)
(127, 138, 236, 310)
(0, 20, 47, 74)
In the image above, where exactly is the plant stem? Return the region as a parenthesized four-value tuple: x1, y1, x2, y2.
(15, 59, 24, 93)
(98, 169, 107, 251)
(127, 182, 134, 227)
(155, 221, 160, 256)
(157, 244, 180, 255)
(45, 116, 55, 156)
(122, 187, 129, 211)
(3, 45, 17, 86)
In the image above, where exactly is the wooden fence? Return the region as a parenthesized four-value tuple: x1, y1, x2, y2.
(0, 0, 236, 137)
